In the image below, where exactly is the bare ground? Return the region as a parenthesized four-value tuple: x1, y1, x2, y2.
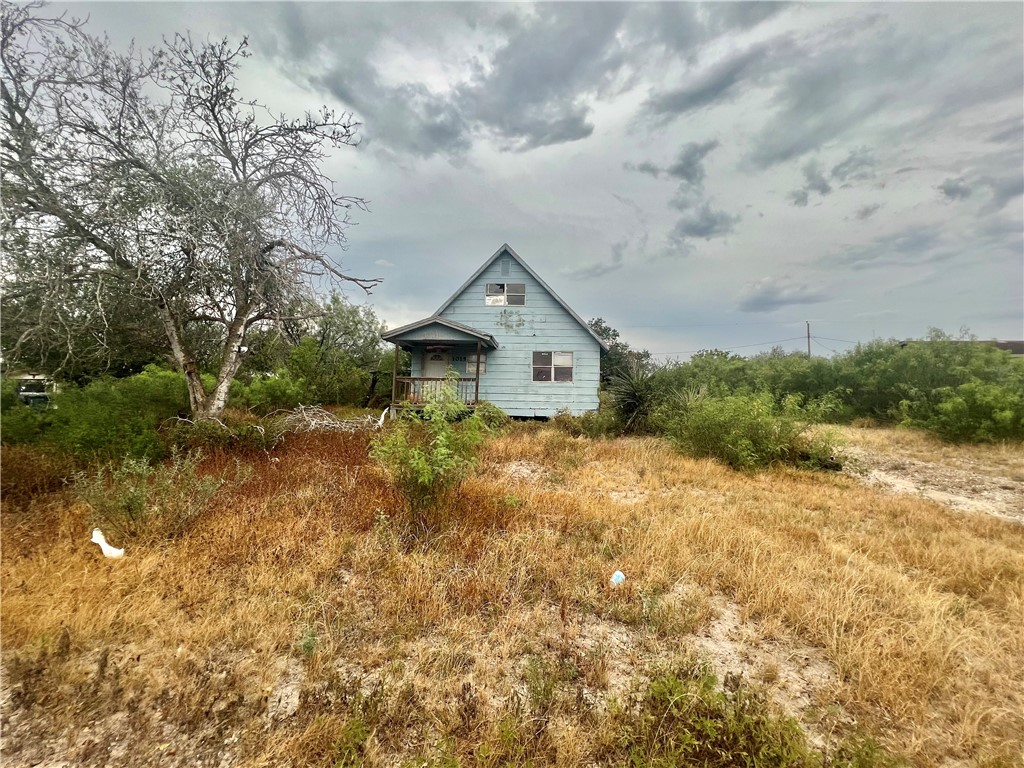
(840, 442, 1024, 524)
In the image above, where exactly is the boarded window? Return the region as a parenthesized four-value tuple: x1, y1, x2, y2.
(485, 282, 526, 306)
(532, 351, 573, 382)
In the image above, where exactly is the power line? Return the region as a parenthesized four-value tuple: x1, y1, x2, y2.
(813, 338, 838, 354)
(649, 336, 807, 356)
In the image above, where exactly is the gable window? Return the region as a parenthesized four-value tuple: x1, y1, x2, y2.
(532, 351, 573, 382)
(485, 283, 526, 306)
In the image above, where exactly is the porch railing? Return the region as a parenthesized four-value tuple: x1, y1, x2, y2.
(394, 377, 479, 405)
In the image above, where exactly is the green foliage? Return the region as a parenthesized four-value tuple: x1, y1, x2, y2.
(901, 382, 1024, 442)
(551, 395, 624, 439)
(662, 391, 842, 471)
(229, 370, 306, 413)
(650, 331, 1024, 444)
(614, 665, 809, 767)
(164, 411, 282, 455)
(609, 356, 660, 434)
(75, 449, 240, 541)
(606, 663, 901, 768)
(40, 366, 188, 462)
(370, 377, 487, 532)
(0, 386, 48, 444)
(237, 293, 386, 410)
(473, 401, 511, 431)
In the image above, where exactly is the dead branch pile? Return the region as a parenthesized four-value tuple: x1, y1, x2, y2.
(271, 405, 387, 434)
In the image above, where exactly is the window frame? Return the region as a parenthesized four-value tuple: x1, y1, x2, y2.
(532, 351, 574, 383)
(466, 353, 487, 376)
(485, 282, 526, 306)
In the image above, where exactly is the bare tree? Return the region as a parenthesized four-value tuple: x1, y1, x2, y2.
(1, 3, 380, 417)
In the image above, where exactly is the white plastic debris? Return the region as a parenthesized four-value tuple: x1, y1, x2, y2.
(91, 528, 124, 559)
(609, 570, 625, 587)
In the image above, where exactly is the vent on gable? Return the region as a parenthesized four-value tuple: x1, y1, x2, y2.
(500, 257, 510, 276)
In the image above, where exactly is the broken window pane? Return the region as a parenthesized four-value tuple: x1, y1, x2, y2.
(486, 283, 505, 295)
(533, 367, 552, 381)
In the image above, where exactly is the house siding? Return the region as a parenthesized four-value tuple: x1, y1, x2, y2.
(438, 257, 601, 417)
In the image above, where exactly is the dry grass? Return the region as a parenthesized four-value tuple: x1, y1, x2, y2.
(2, 426, 1023, 766)
(836, 424, 1024, 480)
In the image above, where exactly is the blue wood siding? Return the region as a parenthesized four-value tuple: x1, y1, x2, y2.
(439, 258, 601, 417)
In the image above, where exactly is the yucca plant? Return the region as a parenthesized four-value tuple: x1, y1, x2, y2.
(609, 355, 660, 434)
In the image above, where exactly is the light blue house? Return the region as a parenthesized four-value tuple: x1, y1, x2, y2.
(382, 244, 609, 417)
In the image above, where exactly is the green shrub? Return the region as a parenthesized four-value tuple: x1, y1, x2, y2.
(663, 391, 841, 471)
(164, 410, 283, 455)
(604, 662, 901, 767)
(551, 399, 623, 439)
(473, 401, 511, 431)
(229, 370, 307, 414)
(75, 449, 245, 541)
(370, 378, 487, 532)
(900, 381, 1024, 443)
(0, 399, 48, 445)
(44, 366, 188, 462)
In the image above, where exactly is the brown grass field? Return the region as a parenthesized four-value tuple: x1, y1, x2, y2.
(1, 425, 1022, 767)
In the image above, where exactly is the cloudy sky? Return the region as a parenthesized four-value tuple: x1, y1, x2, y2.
(58, 2, 1023, 358)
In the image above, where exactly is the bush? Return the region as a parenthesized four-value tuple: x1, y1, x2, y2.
(75, 449, 244, 541)
(603, 661, 899, 768)
(552, 398, 624, 439)
(0, 399, 48, 445)
(370, 378, 487, 533)
(662, 391, 842, 471)
(164, 410, 283, 455)
(473, 401, 511, 431)
(42, 366, 189, 462)
(229, 370, 307, 414)
(901, 382, 1024, 443)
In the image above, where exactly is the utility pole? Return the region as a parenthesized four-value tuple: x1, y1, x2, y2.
(806, 321, 811, 358)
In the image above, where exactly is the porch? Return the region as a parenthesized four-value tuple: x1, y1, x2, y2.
(381, 316, 498, 408)
(394, 376, 480, 405)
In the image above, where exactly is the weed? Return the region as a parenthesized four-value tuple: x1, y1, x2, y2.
(74, 449, 243, 541)
(370, 377, 486, 533)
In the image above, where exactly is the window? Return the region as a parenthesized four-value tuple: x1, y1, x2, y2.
(532, 351, 573, 382)
(466, 353, 487, 376)
(485, 283, 526, 306)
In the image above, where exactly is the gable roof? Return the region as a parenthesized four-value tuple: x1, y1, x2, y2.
(381, 315, 498, 348)
(435, 243, 610, 352)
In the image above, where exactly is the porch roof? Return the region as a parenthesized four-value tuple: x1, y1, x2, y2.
(381, 316, 498, 350)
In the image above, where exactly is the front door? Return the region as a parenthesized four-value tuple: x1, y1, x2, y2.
(423, 349, 451, 378)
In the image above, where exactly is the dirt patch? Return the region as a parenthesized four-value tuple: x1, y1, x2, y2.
(690, 593, 849, 749)
(495, 460, 548, 483)
(845, 446, 1024, 523)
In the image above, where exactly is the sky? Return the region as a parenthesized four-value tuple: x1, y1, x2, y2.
(55, 2, 1023, 359)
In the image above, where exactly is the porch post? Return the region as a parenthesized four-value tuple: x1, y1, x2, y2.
(474, 340, 481, 405)
(391, 342, 399, 404)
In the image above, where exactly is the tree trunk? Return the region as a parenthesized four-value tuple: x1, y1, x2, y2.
(156, 299, 209, 417)
(156, 298, 247, 421)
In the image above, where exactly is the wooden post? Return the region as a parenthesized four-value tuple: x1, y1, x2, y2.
(474, 340, 481, 405)
(391, 342, 399, 404)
